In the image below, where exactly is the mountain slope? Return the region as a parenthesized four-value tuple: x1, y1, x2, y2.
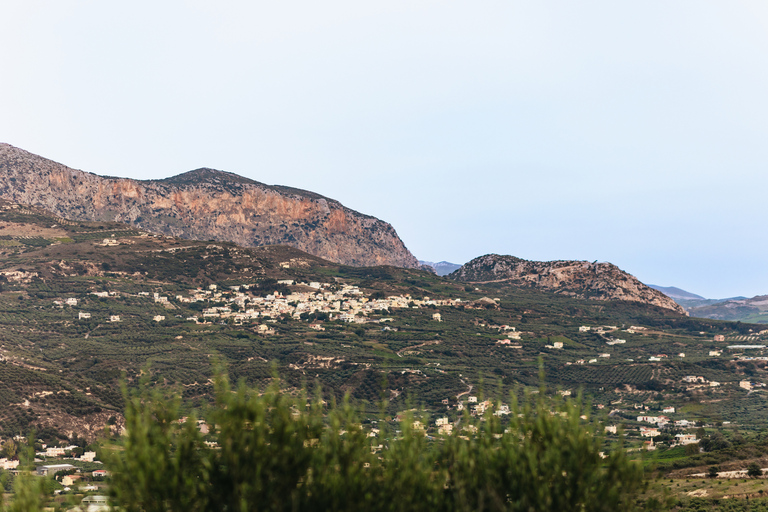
(648, 285, 705, 301)
(645, 285, 763, 321)
(449, 254, 686, 314)
(0, 144, 420, 268)
(686, 295, 768, 324)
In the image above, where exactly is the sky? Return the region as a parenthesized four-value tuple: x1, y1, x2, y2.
(1, 1, 767, 299)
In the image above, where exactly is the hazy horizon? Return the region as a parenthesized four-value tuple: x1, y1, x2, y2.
(2, 1, 767, 298)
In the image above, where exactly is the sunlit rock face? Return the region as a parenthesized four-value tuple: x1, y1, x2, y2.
(0, 144, 420, 268)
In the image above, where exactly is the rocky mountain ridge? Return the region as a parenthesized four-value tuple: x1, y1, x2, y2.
(449, 254, 687, 314)
(0, 143, 420, 268)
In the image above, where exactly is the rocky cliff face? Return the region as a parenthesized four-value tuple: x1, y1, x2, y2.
(450, 254, 687, 314)
(0, 144, 420, 268)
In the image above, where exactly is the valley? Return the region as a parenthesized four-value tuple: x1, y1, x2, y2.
(0, 167, 765, 510)
(0, 201, 766, 453)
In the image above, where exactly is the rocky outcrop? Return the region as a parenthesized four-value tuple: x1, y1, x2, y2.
(450, 254, 687, 314)
(0, 144, 420, 268)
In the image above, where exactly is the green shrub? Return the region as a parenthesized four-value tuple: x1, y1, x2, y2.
(101, 372, 644, 511)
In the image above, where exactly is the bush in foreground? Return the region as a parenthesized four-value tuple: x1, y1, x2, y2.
(101, 371, 643, 512)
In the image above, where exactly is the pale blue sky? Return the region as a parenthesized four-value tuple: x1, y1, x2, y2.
(2, 1, 767, 298)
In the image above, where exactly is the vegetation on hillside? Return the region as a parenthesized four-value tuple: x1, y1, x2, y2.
(99, 370, 643, 512)
(1, 202, 768, 509)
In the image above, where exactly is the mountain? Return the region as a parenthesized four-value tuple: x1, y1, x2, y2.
(0, 143, 420, 268)
(685, 295, 768, 324)
(648, 285, 705, 301)
(646, 284, 763, 321)
(419, 260, 462, 276)
(449, 254, 686, 314)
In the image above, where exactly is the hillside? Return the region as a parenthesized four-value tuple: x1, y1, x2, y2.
(450, 254, 686, 315)
(0, 143, 420, 268)
(686, 295, 768, 324)
(645, 284, 768, 323)
(2, 201, 768, 447)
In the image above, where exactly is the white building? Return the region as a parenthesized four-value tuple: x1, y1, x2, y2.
(637, 416, 669, 425)
(80, 451, 96, 462)
(0, 458, 19, 470)
(675, 434, 698, 445)
(494, 405, 511, 416)
(45, 447, 66, 457)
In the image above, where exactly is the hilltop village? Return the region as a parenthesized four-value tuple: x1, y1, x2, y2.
(57, 279, 466, 330)
(177, 280, 460, 325)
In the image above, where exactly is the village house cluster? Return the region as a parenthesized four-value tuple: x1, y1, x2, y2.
(396, 394, 512, 438)
(35, 444, 97, 462)
(635, 411, 698, 445)
(174, 281, 463, 327)
(56, 280, 466, 329)
(0, 440, 105, 494)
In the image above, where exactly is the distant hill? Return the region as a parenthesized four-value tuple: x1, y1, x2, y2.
(646, 284, 766, 322)
(0, 143, 420, 269)
(648, 285, 706, 300)
(419, 260, 462, 276)
(449, 254, 686, 314)
(685, 295, 768, 324)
